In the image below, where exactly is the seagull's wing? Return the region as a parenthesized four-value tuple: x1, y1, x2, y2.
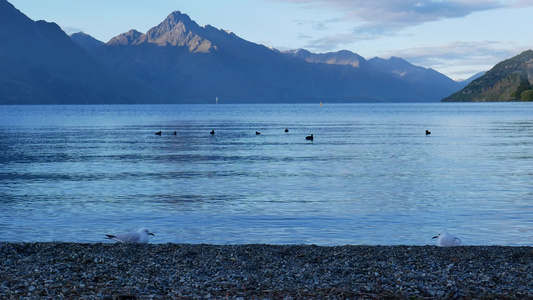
(453, 236, 462, 246)
(106, 235, 125, 243)
(106, 232, 140, 243)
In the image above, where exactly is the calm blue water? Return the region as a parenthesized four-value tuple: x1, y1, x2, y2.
(0, 103, 532, 245)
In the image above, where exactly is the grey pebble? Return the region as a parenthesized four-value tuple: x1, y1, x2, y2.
(0, 242, 532, 299)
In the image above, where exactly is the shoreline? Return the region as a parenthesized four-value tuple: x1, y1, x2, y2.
(1, 243, 532, 299)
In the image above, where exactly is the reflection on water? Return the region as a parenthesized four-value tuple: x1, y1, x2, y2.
(0, 103, 532, 245)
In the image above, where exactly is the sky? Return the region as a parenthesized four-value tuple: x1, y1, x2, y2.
(9, 0, 533, 80)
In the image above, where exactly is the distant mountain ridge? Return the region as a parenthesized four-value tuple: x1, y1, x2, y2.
(85, 10, 464, 103)
(443, 50, 533, 102)
(2, 0, 469, 104)
(282, 49, 367, 68)
(69, 32, 104, 51)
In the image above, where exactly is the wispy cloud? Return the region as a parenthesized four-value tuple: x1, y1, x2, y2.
(267, 0, 531, 36)
(294, 17, 342, 31)
(301, 28, 400, 52)
(313, 22, 328, 31)
(511, 0, 533, 7)
(303, 33, 362, 51)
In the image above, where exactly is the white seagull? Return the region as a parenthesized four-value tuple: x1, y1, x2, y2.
(106, 227, 155, 243)
(432, 230, 462, 247)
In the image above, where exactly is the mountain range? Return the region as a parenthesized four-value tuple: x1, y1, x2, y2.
(1, 0, 477, 104)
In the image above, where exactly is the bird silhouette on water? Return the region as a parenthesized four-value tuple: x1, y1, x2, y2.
(155, 131, 162, 136)
(306, 134, 314, 141)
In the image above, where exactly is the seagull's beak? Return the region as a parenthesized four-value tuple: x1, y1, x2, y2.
(432, 235, 438, 239)
(149, 233, 155, 236)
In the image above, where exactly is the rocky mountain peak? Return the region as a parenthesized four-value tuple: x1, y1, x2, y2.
(165, 11, 195, 27)
(105, 10, 215, 52)
(107, 29, 145, 46)
(137, 11, 214, 52)
(147, 11, 192, 40)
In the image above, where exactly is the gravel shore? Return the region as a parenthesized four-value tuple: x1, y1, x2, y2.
(1, 243, 532, 299)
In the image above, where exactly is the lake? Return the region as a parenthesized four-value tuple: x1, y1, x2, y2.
(0, 103, 532, 245)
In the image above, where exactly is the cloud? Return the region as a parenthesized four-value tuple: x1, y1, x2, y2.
(302, 30, 399, 51)
(313, 22, 328, 31)
(294, 17, 342, 31)
(267, 0, 529, 35)
(511, 0, 533, 7)
(303, 33, 362, 51)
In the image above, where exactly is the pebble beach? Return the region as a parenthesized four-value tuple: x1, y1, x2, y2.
(1, 243, 532, 299)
